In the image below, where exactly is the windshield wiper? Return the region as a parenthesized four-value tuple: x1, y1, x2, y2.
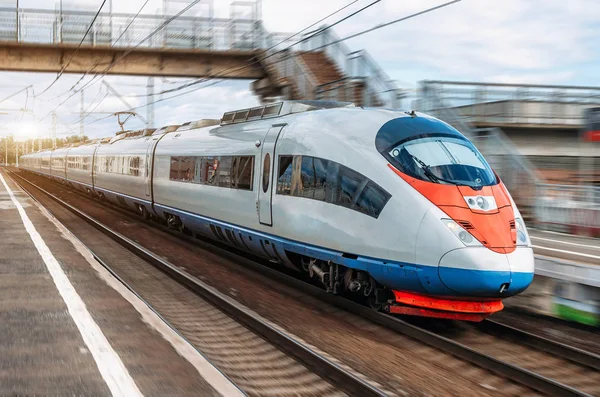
(408, 153, 481, 189)
(408, 153, 440, 184)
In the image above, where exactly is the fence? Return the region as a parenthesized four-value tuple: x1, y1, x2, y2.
(419, 80, 600, 128)
(0, 7, 265, 51)
(535, 184, 600, 236)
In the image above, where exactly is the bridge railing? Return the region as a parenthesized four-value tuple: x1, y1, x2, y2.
(0, 7, 265, 51)
(420, 80, 600, 128)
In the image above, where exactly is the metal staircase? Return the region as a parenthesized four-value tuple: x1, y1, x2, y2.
(252, 27, 402, 108)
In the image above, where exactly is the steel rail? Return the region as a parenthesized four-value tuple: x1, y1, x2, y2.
(477, 319, 600, 371)
(7, 169, 387, 397)
(11, 169, 594, 397)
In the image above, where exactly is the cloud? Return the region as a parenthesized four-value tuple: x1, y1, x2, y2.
(335, 0, 600, 84)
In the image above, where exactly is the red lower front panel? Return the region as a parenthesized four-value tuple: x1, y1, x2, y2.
(389, 290, 504, 322)
(388, 306, 494, 322)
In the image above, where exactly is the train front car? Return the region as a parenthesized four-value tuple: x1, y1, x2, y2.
(272, 106, 533, 321)
(369, 113, 534, 321)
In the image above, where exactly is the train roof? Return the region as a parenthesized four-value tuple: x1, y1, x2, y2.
(220, 100, 354, 126)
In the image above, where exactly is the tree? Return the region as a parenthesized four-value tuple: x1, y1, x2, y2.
(0, 135, 90, 166)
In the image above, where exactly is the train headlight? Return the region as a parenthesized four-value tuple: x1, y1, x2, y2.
(515, 217, 530, 246)
(441, 219, 482, 247)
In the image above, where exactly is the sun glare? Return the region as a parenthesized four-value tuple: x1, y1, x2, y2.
(15, 122, 39, 140)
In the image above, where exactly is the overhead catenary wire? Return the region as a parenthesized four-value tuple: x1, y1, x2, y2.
(48, 0, 358, 127)
(39, 0, 153, 102)
(119, 0, 462, 114)
(125, 0, 374, 99)
(72, 0, 203, 94)
(40, 0, 364, 126)
(184, 0, 461, 93)
(35, 0, 108, 97)
(0, 85, 33, 107)
(310, 0, 461, 51)
(53, 0, 460, 135)
(19, 87, 30, 123)
(82, 79, 223, 129)
(37, 0, 202, 122)
(66, 0, 152, 93)
(112, 0, 151, 46)
(71, 87, 109, 125)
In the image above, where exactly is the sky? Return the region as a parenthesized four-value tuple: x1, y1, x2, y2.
(0, 0, 599, 140)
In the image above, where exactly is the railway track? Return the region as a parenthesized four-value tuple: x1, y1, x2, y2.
(11, 169, 600, 396)
(7, 170, 388, 397)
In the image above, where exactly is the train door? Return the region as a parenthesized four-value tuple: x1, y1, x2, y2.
(91, 145, 101, 188)
(144, 133, 169, 198)
(257, 125, 285, 226)
(144, 138, 155, 197)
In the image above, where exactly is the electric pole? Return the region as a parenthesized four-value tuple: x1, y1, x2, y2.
(52, 111, 57, 149)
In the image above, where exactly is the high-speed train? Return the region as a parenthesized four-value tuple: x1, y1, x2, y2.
(20, 101, 534, 321)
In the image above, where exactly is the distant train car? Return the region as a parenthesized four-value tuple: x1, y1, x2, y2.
(64, 141, 98, 194)
(20, 101, 535, 321)
(48, 146, 69, 181)
(93, 129, 154, 210)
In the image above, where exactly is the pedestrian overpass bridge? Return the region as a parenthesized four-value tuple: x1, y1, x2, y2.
(0, 6, 401, 108)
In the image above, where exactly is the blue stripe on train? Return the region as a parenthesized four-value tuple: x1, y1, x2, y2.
(50, 174, 534, 298)
(154, 202, 533, 298)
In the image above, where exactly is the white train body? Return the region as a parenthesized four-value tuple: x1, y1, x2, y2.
(20, 101, 535, 320)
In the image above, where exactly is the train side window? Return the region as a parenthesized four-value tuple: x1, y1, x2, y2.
(277, 156, 293, 195)
(355, 182, 390, 218)
(298, 156, 312, 198)
(193, 157, 203, 183)
(234, 156, 254, 190)
(274, 155, 390, 218)
(130, 156, 141, 176)
(217, 156, 232, 187)
(262, 153, 270, 193)
(121, 156, 128, 175)
(169, 156, 180, 180)
(180, 157, 195, 182)
(335, 166, 364, 208)
(313, 157, 328, 201)
(231, 157, 238, 187)
(298, 156, 328, 201)
(202, 157, 217, 185)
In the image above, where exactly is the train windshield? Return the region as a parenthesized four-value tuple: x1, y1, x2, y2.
(388, 136, 497, 189)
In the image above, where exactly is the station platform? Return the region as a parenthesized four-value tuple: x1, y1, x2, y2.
(0, 169, 242, 396)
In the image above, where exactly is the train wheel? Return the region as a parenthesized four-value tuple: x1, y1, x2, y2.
(366, 277, 388, 311)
